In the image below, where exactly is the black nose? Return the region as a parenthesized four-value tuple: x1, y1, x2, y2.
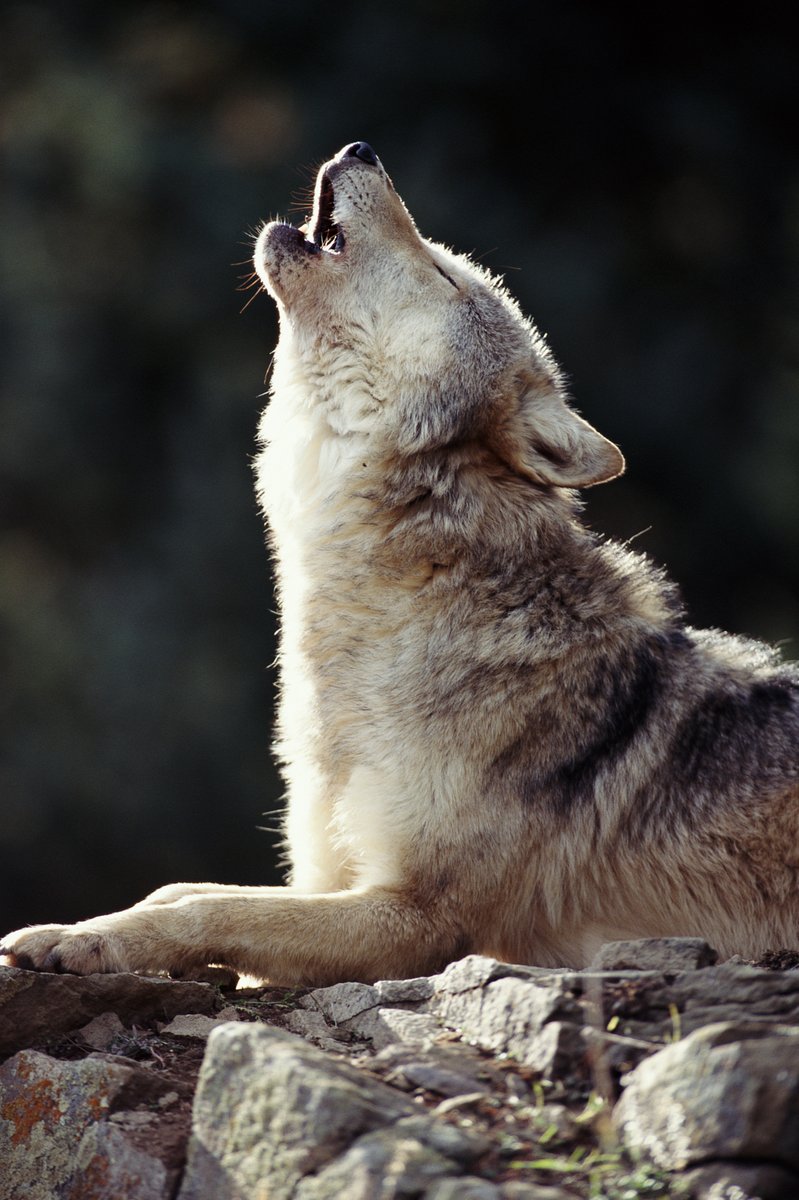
(342, 141, 379, 166)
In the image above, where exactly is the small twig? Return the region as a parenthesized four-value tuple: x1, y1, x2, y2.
(432, 1091, 489, 1116)
(581, 1026, 661, 1052)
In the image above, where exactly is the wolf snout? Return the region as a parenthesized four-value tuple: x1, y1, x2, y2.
(340, 141, 380, 166)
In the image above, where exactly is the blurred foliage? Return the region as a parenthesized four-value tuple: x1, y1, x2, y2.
(0, 1, 796, 928)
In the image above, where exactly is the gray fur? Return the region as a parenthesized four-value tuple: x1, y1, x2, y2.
(2, 143, 796, 982)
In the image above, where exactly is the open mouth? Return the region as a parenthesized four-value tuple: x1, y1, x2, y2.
(304, 170, 345, 254)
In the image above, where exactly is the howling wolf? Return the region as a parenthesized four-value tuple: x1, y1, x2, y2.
(3, 141, 797, 984)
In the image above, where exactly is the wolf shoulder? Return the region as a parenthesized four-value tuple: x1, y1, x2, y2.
(417, 531, 799, 821)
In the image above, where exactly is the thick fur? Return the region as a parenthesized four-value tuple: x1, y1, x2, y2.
(3, 143, 798, 984)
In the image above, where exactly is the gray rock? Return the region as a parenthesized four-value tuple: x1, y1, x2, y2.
(16, 952, 799, 1200)
(300, 980, 380, 1025)
(670, 963, 799, 1034)
(590, 938, 718, 973)
(367, 1007, 442, 1049)
(293, 1125, 456, 1199)
(427, 1178, 500, 1199)
(159, 1010, 240, 1039)
(680, 1161, 799, 1199)
(518, 1020, 587, 1078)
(66, 1121, 177, 1199)
(429, 973, 581, 1068)
(430, 955, 540, 995)
(0, 1048, 179, 1199)
(498, 1184, 573, 1199)
(389, 1059, 489, 1098)
(285, 1007, 356, 1051)
(301, 982, 440, 1047)
(614, 1021, 799, 1171)
(375, 976, 435, 1004)
(395, 1113, 488, 1162)
(178, 1022, 495, 1200)
(109, 1110, 158, 1127)
(298, 956, 582, 1066)
(77, 1010, 125, 1050)
(573, 958, 799, 1058)
(371, 1041, 504, 1098)
(0, 964, 218, 1056)
(178, 1023, 416, 1200)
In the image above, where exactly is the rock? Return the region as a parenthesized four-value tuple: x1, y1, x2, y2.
(11, 952, 799, 1199)
(680, 1161, 799, 1199)
(590, 938, 718, 973)
(429, 972, 582, 1069)
(109, 1110, 159, 1127)
(567, 957, 799, 1058)
(61, 1121, 177, 1200)
(430, 955, 542, 994)
(178, 1023, 417, 1200)
(429, 1181, 573, 1200)
(78, 1011, 125, 1050)
(300, 981, 440, 1047)
(498, 1185, 573, 1199)
(427, 1178, 501, 1199)
(178, 1022, 493, 1200)
(292, 1124, 459, 1200)
(300, 955, 582, 1068)
(285, 1007, 356, 1051)
(519, 1020, 587, 1078)
(300, 955, 587, 1078)
(393, 1112, 488, 1163)
(370, 1039, 505, 1098)
(374, 976, 435, 1004)
(614, 1021, 799, 1172)
(668, 962, 799, 1034)
(299, 980, 380, 1026)
(159, 1009, 240, 1039)
(0, 965, 218, 1056)
(0, 1048, 181, 1199)
(368, 1007, 442, 1049)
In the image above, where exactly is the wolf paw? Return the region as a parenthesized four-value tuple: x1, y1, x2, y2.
(0, 923, 132, 975)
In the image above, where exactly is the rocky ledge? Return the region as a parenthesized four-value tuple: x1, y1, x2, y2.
(2, 938, 799, 1199)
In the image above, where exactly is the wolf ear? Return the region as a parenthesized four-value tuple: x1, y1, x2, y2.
(501, 382, 625, 488)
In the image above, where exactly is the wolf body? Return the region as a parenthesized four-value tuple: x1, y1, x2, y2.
(3, 141, 798, 983)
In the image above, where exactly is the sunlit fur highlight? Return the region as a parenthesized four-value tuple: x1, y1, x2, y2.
(3, 144, 797, 984)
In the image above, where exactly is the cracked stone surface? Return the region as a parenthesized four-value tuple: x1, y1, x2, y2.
(0, 1049, 184, 1199)
(5, 940, 799, 1198)
(177, 1023, 421, 1200)
(0, 966, 218, 1057)
(614, 1020, 799, 1171)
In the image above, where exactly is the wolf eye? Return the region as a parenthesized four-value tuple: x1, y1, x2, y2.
(435, 264, 459, 290)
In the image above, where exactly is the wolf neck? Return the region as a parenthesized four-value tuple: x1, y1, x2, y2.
(256, 332, 677, 638)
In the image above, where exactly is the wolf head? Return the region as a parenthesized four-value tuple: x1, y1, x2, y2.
(255, 142, 623, 490)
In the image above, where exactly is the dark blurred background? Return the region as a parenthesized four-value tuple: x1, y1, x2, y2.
(1, 2, 797, 930)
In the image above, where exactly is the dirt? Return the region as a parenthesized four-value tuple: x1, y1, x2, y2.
(750, 949, 799, 971)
